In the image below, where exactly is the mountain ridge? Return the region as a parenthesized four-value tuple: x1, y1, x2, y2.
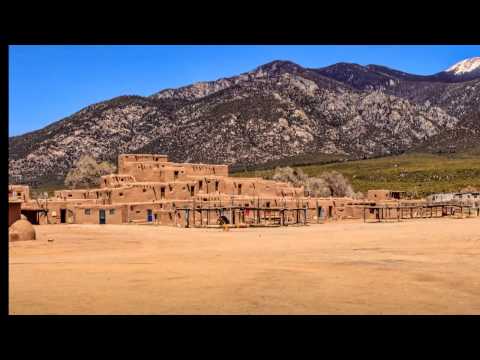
(9, 58, 480, 186)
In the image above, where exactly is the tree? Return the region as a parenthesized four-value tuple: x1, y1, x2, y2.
(64, 155, 116, 189)
(318, 171, 355, 198)
(271, 166, 360, 198)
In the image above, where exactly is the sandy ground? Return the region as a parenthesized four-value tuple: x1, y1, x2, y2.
(9, 217, 480, 315)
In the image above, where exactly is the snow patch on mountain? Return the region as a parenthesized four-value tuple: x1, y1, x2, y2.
(446, 57, 480, 75)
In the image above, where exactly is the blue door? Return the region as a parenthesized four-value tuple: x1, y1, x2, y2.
(147, 209, 153, 222)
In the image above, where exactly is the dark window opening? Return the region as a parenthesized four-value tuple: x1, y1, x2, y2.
(85, 209, 91, 215)
(174, 171, 179, 179)
(160, 187, 165, 199)
(215, 181, 219, 191)
(238, 184, 242, 195)
(190, 186, 194, 197)
(109, 209, 115, 215)
(199, 180, 203, 191)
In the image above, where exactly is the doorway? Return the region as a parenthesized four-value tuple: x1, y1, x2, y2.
(317, 206, 323, 219)
(99, 209, 106, 224)
(147, 209, 153, 222)
(60, 209, 66, 223)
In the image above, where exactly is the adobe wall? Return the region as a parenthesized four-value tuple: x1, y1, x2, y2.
(9, 201, 22, 227)
(100, 174, 136, 188)
(74, 205, 124, 225)
(172, 163, 229, 177)
(8, 185, 30, 202)
(118, 154, 169, 171)
(367, 190, 391, 201)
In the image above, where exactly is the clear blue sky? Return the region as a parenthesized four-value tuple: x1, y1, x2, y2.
(9, 45, 480, 136)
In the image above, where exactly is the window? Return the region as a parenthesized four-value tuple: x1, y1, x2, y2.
(143, 188, 146, 192)
(199, 180, 203, 191)
(109, 209, 115, 215)
(119, 192, 123, 196)
(68, 194, 72, 197)
(238, 184, 242, 195)
(215, 181, 219, 191)
(174, 170, 179, 179)
(85, 209, 91, 215)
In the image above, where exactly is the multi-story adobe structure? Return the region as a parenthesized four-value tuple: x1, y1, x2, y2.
(11, 154, 384, 226)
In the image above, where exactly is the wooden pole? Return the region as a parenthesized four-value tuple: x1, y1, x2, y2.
(193, 200, 196, 226)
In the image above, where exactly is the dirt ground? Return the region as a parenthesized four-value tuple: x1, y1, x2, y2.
(9, 217, 480, 315)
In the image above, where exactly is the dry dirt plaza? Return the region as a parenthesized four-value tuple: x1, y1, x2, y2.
(8, 217, 480, 315)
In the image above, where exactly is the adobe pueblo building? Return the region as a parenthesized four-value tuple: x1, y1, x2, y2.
(10, 154, 376, 227)
(9, 154, 479, 227)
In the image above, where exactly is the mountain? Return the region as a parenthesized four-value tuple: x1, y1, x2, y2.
(444, 57, 480, 79)
(9, 58, 480, 187)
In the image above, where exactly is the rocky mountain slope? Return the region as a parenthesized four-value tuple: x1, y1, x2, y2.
(9, 58, 480, 186)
